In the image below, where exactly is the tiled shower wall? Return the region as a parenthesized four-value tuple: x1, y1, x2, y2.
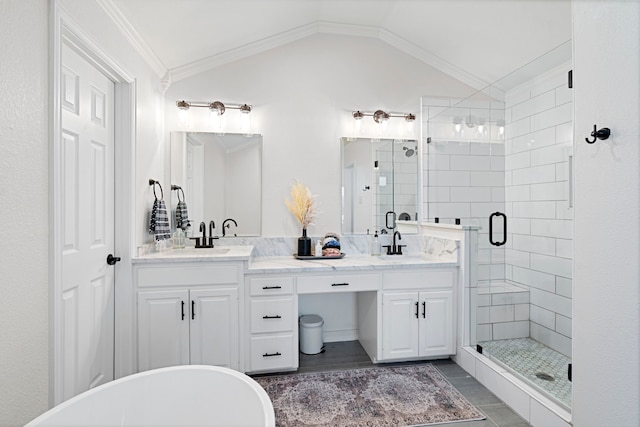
(504, 64, 573, 357)
(422, 97, 506, 283)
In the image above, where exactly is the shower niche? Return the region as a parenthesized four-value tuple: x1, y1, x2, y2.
(341, 137, 419, 235)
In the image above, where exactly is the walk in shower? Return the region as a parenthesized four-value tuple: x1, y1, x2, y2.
(423, 40, 573, 411)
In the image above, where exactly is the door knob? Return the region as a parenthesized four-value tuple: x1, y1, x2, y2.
(106, 254, 121, 265)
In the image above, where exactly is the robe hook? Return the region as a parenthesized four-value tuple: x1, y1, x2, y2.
(585, 125, 611, 144)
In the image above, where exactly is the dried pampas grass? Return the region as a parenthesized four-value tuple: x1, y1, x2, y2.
(285, 181, 317, 229)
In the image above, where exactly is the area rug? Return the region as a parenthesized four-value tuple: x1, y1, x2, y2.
(254, 364, 486, 427)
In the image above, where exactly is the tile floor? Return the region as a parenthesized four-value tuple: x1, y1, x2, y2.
(478, 337, 572, 410)
(278, 340, 531, 427)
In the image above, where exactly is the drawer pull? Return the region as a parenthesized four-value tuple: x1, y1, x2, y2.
(262, 285, 282, 290)
(262, 315, 282, 319)
(262, 352, 282, 357)
(331, 282, 349, 287)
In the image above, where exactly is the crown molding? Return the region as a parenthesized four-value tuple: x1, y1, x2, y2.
(96, 0, 167, 79)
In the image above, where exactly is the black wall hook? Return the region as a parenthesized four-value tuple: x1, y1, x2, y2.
(585, 125, 611, 144)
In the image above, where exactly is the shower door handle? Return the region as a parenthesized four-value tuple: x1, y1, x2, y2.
(489, 212, 507, 246)
(386, 211, 396, 230)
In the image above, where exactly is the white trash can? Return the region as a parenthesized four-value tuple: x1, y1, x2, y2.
(299, 314, 324, 355)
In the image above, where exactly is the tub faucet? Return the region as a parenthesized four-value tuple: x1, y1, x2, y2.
(222, 218, 238, 237)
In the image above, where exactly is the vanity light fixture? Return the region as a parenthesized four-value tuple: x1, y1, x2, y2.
(176, 100, 252, 114)
(352, 110, 415, 123)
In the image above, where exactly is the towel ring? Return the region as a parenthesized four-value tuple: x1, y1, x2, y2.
(149, 179, 164, 200)
(171, 185, 185, 202)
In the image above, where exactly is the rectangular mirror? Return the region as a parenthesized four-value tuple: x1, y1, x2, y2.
(170, 131, 262, 237)
(341, 137, 419, 235)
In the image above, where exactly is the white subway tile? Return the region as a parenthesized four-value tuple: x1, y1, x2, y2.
(511, 90, 555, 122)
(477, 306, 491, 324)
(530, 305, 556, 329)
(555, 162, 568, 181)
(450, 187, 492, 203)
(450, 155, 492, 171)
(490, 156, 505, 172)
(530, 288, 572, 318)
(431, 141, 471, 155)
(531, 103, 573, 132)
(429, 202, 471, 220)
(491, 187, 505, 202)
(492, 291, 530, 305)
(515, 304, 530, 321)
(510, 127, 556, 154)
(427, 170, 470, 187)
(505, 185, 531, 202)
(530, 69, 567, 97)
(530, 323, 572, 357)
(491, 248, 505, 264)
(426, 187, 451, 203)
(556, 122, 573, 144)
(511, 266, 556, 293)
(531, 144, 567, 166)
(556, 277, 572, 298)
(506, 117, 531, 139)
(491, 171, 505, 187)
(492, 321, 530, 340)
(470, 202, 506, 218)
(476, 324, 492, 342)
(490, 305, 515, 322)
(555, 201, 573, 220)
(556, 239, 573, 259)
(512, 234, 556, 256)
(477, 248, 491, 264)
(469, 171, 491, 187)
(505, 151, 531, 171)
(477, 294, 492, 307)
(556, 314, 572, 338)
(427, 153, 450, 170)
(530, 219, 573, 239)
(512, 201, 556, 219)
(508, 218, 531, 234)
(555, 85, 573, 106)
(530, 182, 567, 201)
(477, 264, 491, 281)
(490, 264, 506, 280)
(506, 249, 531, 268)
(531, 253, 572, 278)
(504, 170, 512, 186)
(469, 142, 492, 155)
(512, 164, 556, 185)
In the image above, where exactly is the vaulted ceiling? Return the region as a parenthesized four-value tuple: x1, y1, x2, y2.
(107, 0, 571, 89)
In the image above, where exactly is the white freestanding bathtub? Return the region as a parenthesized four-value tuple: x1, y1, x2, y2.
(26, 365, 275, 427)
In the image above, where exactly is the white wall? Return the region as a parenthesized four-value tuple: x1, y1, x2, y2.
(164, 34, 477, 238)
(0, 2, 49, 424)
(504, 64, 573, 357)
(0, 1, 164, 425)
(573, 1, 640, 424)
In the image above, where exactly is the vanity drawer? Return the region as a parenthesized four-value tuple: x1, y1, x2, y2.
(250, 297, 294, 333)
(297, 273, 380, 294)
(250, 334, 296, 372)
(383, 269, 456, 290)
(249, 276, 294, 296)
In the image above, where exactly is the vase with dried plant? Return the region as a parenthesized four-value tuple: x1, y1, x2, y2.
(285, 181, 317, 256)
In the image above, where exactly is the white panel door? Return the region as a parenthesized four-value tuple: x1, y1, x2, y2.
(60, 43, 115, 400)
(137, 290, 190, 371)
(419, 291, 454, 357)
(190, 288, 239, 369)
(382, 292, 419, 359)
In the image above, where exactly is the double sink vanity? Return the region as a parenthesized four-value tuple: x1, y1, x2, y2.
(132, 240, 459, 375)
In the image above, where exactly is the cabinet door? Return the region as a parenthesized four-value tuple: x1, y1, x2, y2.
(382, 292, 420, 360)
(137, 290, 190, 371)
(419, 290, 454, 357)
(190, 288, 239, 369)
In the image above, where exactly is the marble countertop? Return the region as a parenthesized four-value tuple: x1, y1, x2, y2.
(246, 253, 458, 274)
(132, 245, 254, 263)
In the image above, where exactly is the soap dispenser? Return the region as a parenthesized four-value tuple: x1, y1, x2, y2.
(315, 239, 323, 257)
(371, 230, 381, 256)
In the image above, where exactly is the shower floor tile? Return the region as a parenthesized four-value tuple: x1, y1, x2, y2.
(479, 337, 572, 409)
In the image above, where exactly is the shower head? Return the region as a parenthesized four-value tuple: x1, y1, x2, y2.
(403, 146, 417, 157)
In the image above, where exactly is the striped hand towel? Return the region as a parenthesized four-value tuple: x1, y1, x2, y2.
(149, 198, 171, 241)
(175, 200, 191, 231)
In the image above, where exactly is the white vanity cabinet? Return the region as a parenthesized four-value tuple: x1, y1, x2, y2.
(134, 263, 242, 372)
(381, 269, 456, 361)
(246, 275, 298, 373)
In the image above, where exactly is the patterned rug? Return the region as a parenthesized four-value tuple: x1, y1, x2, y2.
(254, 364, 486, 427)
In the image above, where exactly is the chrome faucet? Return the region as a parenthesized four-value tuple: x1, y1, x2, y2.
(222, 218, 238, 237)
